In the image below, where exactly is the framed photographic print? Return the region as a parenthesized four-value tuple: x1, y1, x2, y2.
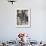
(16, 8, 31, 28)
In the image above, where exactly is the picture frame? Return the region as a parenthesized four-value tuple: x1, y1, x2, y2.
(16, 8, 31, 28)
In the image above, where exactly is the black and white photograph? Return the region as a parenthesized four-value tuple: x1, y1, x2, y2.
(16, 8, 31, 27)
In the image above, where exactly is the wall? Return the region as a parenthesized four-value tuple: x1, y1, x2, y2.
(0, 0, 46, 41)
